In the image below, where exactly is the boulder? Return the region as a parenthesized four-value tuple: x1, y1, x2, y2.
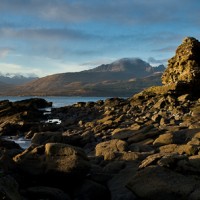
(13, 143, 90, 181)
(129, 143, 154, 153)
(103, 161, 126, 174)
(31, 131, 63, 145)
(188, 154, 200, 169)
(0, 175, 22, 200)
(153, 133, 173, 146)
(73, 179, 110, 200)
(25, 186, 71, 200)
(159, 144, 179, 153)
(0, 138, 21, 150)
(13, 98, 52, 109)
(111, 126, 141, 140)
(127, 126, 159, 144)
(108, 163, 138, 200)
(0, 98, 51, 137)
(104, 97, 126, 108)
(95, 139, 128, 160)
(127, 165, 200, 200)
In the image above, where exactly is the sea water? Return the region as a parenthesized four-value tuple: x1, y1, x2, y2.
(2, 136, 31, 149)
(0, 96, 113, 108)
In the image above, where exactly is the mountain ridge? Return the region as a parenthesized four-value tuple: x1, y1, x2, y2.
(1, 58, 165, 96)
(0, 73, 38, 85)
(86, 58, 152, 73)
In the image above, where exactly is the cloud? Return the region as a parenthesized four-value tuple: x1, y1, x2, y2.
(0, 0, 199, 25)
(148, 57, 168, 65)
(0, 54, 92, 77)
(0, 27, 94, 41)
(0, 1, 130, 23)
(0, 62, 42, 75)
(0, 26, 104, 60)
(80, 58, 116, 67)
(152, 46, 177, 53)
(0, 0, 199, 77)
(0, 47, 14, 58)
(71, 49, 102, 56)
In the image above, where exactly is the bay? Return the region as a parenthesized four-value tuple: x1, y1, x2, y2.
(0, 96, 113, 108)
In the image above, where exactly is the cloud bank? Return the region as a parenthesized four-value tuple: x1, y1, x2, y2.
(0, 0, 199, 76)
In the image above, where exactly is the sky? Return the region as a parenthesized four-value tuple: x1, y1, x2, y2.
(0, 0, 200, 77)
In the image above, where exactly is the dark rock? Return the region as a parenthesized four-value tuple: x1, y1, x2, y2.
(129, 143, 155, 153)
(0, 138, 21, 150)
(127, 126, 160, 144)
(111, 126, 142, 140)
(0, 175, 22, 200)
(24, 186, 71, 200)
(104, 97, 127, 108)
(103, 161, 126, 174)
(73, 179, 110, 200)
(0, 98, 51, 137)
(31, 131, 63, 145)
(127, 165, 200, 200)
(87, 163, 112, 183)
(13, 98, 52, 109)
(108, 162, 138, 200)
(13, 143, 90, 182)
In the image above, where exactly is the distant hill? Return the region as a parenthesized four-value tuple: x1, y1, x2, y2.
(2, 58, 166, 97)
(0, 73, 38, 85)
(0, 81, 13, 95)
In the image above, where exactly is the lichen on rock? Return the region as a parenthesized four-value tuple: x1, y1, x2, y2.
(162, 37, 200, 85)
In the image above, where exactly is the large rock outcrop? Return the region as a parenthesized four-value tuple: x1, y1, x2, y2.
(162, 37, 200, 85)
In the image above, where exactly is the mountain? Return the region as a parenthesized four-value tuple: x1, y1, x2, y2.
(2, 58, 165, 97)
(0, 73, 38, 85)
(0, 81, 13, 95)
(86, 58, 165, 74)
(87, 58, 152, 73)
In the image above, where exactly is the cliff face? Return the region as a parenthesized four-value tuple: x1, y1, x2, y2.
(162, 37, 200, 85)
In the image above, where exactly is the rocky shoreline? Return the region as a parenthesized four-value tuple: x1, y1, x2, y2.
(2, 37, 200, 199)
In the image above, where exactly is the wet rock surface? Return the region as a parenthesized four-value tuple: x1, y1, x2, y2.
(2, 37, 200, 199)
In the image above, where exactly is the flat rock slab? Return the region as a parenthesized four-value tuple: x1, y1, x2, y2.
(127, 165, 200, 200)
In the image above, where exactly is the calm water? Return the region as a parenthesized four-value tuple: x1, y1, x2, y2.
(0, 96, 115, 108)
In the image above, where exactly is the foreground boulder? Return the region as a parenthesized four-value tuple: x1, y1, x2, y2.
(127, 165, 200, 200)
(13, 143, 90, 182)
